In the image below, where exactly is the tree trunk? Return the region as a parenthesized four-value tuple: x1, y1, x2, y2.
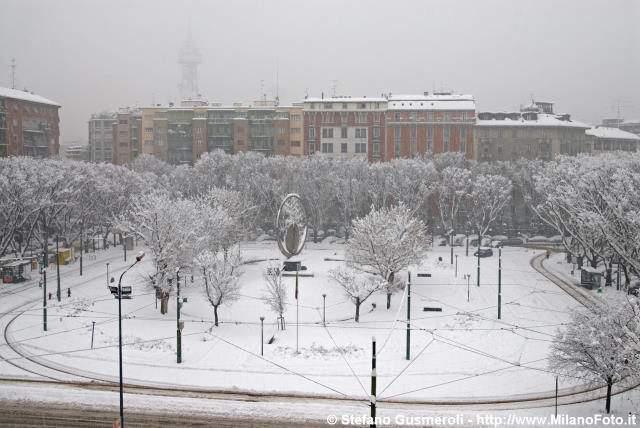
(355, 297, 360, 322)
(605, 377, 612, 414)
(622, 264, 631, 287)
(386, 293, 391, 310)
(591, 255, 598, 269)
(214, 305, 219, 327)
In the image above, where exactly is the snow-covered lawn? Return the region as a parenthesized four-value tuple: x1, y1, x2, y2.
(2, 242, 588, 403)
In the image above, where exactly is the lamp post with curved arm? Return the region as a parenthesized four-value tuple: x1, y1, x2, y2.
(117, 251, 144, 428)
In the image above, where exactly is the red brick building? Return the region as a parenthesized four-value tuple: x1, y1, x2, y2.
(0, 87, 61, 158)
(386, 93, 475, 160)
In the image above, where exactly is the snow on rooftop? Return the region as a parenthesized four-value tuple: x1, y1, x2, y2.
(476, 113, 590, 129)
(0, 86, 60, 107)
(304, 97, 387, 103)
(586, 126, 640, 140)
(388, 99, 476, 111)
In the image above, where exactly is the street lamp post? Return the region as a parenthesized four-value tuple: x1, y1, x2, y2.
(498, 248, 502, 320)
(260, 316, 265, 356)
(117, 251, 144, 428)
(477, 230, 481, 287)
(42, 250, 47, 331)
(106, 263, 110, 287)
(124, 235, 127, 262)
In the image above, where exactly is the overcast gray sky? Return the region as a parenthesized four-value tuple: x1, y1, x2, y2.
(1, 0, 638, 142)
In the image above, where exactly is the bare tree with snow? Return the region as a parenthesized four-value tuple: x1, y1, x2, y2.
(329, 266, 385, 322)
(549, 298, 640, 413)
(346, 204, 429, 309)
(468, 173, 512, 239)
(195, 248, 242, 327)
(262, 263, 287, 329)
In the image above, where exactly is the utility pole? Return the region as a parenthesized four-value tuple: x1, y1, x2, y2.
(406, 272, 411, 360)
(176, 268, 182, 364)
(80, 223, 83, 276)
(450, 233, 454, 264)
(555, 376, 558, 417)
(10, 59, 16, 89)
(296, 267, 300, 354)
(124, 235, 127, 262)
(455, 255, 458, 278)
(106, 263, 110, 287)
(498, 248, 502, 319)
(260, 316, 265, 356)
(616, 262, 621, 291)
(464, 274, 470, 302)
(42, 250, 47, 331)
(322, 293, 326, 325)
(370, 336, 377, 428)
(477, 231, 481, 287)
(56, 236, 61, 301)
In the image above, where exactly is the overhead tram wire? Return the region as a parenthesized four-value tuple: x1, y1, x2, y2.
(316, 308, 369, 399)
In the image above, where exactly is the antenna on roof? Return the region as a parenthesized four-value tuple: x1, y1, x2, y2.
(275, 61, 280, 107)
(331, 80, 338, 97)
(610, 99, 634, 128)
(10, 59, 16, 89)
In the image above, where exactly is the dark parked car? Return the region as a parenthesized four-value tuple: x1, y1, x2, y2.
(473, 248, 493, 258)
(628, 286, 639, 296)
(501, 238, 524, 246)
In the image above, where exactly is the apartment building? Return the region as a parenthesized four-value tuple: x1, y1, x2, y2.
(88, 112, 117, 163)
(0, 87, 60, 158)
(386, 93, 476, 160)
(474, 102, 590, 161)
(586, 126, 640, 154)
(303, 96, 387, 162)
(112, 108, 141, 165)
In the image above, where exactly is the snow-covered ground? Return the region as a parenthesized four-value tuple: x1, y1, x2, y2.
(1, 242, 639, 426)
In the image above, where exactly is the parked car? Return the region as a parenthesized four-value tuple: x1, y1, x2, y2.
(628, 285, 639, 296)
(501, 238, 524, 246)
(473, 248, 493, 258)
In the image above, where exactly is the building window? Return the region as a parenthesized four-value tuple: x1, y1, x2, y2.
(356, 112, 367, 123)
(322, 112, 334, 123)
(156, 139, 163, 146)
(461, 127, 466, 139)
(410, 140, 417, 156)
(309, 127, 315, 138)
(321, 143, 334, 153)
(355, 128, 367, 138)
(144, 140, 153, 146)
(373, 142, 379, 154)
(410, 125, 416, 138)
(119, 131, 128, 136)
(324, 103, 333, 109)
(444, 141, 449, 152)
(292, 115, 301, 121)
(497, 145, 502, 153)
(291, 141, 301, 147)
(322, 128, 334, 138)
(119, 119, 127, 124)
(462, 112, 467, 121)
(342, 103, 348, 109)
(394, 112, 401, 121)
(341, 128, 348, 138)
(427, 112, 434, 121)
(394, 126, 401, 139)
(291, 128, 301, 134)
(461, 141, 466, 153)
(427, 126, 433, 138)
(196, 127, 203, 133)
(278, 139, 285, 146)
(497, 128, 503, 138)
(145, 127, 153, 133)
(355, 143, 367, 153)
(373, 127, 380, 138)
(394, 140, 400, 156)
(427, 140, 433, 153)
(278, 127, 286, 134)
(444, 126, 450, 139)
(341, 143, 348, 153)
(309, 142, 315, 154)
(358, 103, 366, 109)
(409, 112, 416, 121)
(197, 139, 203, 146)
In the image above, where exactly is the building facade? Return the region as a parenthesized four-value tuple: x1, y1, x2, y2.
(586, 126, 640, 154)
(386, 93, 476, 160)
(102, 101, 304, 166)
(474, 102, 590, 162)
(88, 112, 117, 163)
(0, 87, 60, 158)
(303, 96, 387, 162)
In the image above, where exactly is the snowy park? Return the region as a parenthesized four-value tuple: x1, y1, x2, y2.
(1, 151, 640, 426)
